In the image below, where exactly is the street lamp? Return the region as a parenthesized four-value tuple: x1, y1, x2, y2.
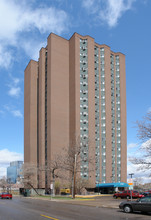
(129, 173, 134, 179)
(129, 173, 134, 201)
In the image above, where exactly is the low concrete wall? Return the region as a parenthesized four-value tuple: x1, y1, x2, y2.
(29, 188, 45, 196)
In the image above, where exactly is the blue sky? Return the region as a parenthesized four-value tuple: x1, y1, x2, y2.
(0, 0, 151, 182)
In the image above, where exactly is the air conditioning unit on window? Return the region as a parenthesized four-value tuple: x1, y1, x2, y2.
(84, 157, 87, 162)
(82, 90, 87, 95)
(82, 46, 87, 50)
(83, 112, 87, 117)
(83, 82, 87, 87)
(83, 99, 87, 102)
(83, 67, 87, 72)
(83, 173, 87, 177)
(83, 134, 88, 139)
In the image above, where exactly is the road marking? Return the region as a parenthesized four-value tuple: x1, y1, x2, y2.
(40, 214, 59, 220)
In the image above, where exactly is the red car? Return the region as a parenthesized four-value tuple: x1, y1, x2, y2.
(0, 192, 12, 199)
(138, 192, 145, 198)
(140, 191, 151, 197)
(113, 190, 140, 199)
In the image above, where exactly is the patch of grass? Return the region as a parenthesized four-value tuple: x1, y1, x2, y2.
(31, 195, 73, 200)
(30, 195, 95, 200)
(51, 196, 73, 200)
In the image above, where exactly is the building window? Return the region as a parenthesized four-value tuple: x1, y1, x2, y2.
(80, 39, 89, 179)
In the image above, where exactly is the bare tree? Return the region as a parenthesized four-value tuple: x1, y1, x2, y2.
(76, 177, 94, 195)
(23, 137, 95, 198)
(40, 136, 95, 198)
(22, 163, 40, 195)
(0, 176, 7, 191)
(54, 180, 61, 195)
(133, 177, 144, 190)
(143, 182, 151, 190)
(136, 111, 151, 142)
(59, 136, 95, 198)
(129, 111, 151, 173)
(39, 157, 62, 196)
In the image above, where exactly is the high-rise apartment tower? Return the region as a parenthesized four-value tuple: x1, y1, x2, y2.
(24, 33, 127, 189)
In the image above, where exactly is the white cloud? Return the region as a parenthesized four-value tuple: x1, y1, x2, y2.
(21, 39, 47, 61)
(11, 110, 23, 118)
(3, 105, 23, 118)
(142, 0, 148, 5)
(7, 76, 21, 98)
(127, 142, 138, 149)
(82, 0, 136, 27)
(127, 142, 141, 158)
(82, 0, 98, 14)
(141, 139, 151, 151)
(147, 107, 151, 113)
(0, 110, 4, 114)
(100, 0, 135, 27)
(127, 162, 151, 183)
(82, 0, 95, 8)
(127, 139, 151, 183)
(13, 78, 20, 85)
(0, 45, 13, 69)
(0, 149, 23, 177)
(8, 87, 21, 98)
(128, 139, 151, 159)
(127, 162, 140, 176)
(0, 0, 68, 42)
(0, 0, 69, 68)
(3, 105, 10, 111)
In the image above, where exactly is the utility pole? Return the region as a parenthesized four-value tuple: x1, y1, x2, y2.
(52, 169, 55, 197)
(129, 173, 134, 201)
(73, 154, 77, 199)
(97, 182, 99, 195)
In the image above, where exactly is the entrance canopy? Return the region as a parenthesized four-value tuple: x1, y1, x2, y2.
(96, 182, 129, 188)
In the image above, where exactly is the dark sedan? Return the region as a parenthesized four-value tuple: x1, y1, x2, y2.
(119, 196, 151, 213)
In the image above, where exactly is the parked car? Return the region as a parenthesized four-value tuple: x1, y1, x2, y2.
(137, 192, 151, 198)
(113, 190, 140, 199)
(0, 192, 12, 199)
(119, 196, 151, 213)
(138, 192, 145, 198)
(143, 191, 151, 197)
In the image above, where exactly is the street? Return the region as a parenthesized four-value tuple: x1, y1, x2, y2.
(0, 196, 151, 220)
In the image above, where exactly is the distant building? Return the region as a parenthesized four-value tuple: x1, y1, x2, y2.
(7, 161, 23, 184)
(24, 33, 127, 189)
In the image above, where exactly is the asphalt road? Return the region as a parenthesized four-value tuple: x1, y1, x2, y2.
(0, 196, 151, 220)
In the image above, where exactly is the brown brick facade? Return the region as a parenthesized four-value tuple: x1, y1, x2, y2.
(24, 33, 127, 189)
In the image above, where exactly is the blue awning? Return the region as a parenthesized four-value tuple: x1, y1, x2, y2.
(96, 182, 129, 188)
